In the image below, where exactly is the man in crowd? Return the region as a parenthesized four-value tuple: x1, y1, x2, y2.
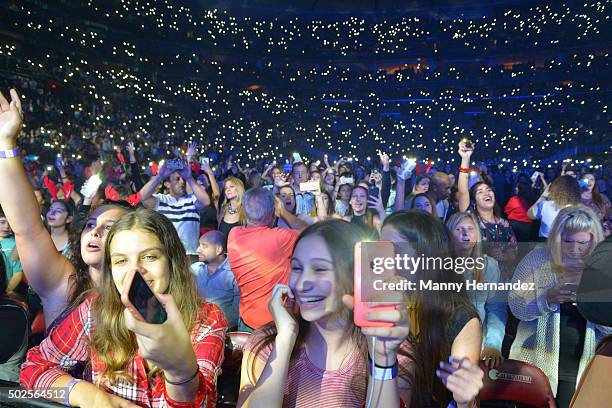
(139, 161, 210, 261)
(191, 230, 239, 330)
(427, 172, 453, 222)
(0, 207, 22, 293)
(291, 162, 315, 216)
(227, 187, 307, 332)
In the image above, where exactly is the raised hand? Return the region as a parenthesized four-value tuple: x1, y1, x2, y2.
(458, 140, 474, 160)
(123, 293, 198, 381)
(378, 151, 390, 171)
(367, 190, 385, 216)
(0, 89, 24, 147)
(186, 142, 198, 161)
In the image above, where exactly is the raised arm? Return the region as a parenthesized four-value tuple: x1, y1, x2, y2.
(0, 89, 75, 295)
(180, 165, 210, 209)
(527, 184, 549, 220)
(457, 140, 474, 212)
(202, 162, 220, 205)
(275, 198, 308, 231)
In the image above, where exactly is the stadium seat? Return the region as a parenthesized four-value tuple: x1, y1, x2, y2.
(217, 331, 251, 407)
(479, 359, 556, 408)
(31, 310, 45, 336)
(0, 300, 28, 364)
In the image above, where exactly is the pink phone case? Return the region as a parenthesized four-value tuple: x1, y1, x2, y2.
(354, 241, 396, 328)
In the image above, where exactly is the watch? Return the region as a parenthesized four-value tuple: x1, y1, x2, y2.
(0, 148, 20, 159)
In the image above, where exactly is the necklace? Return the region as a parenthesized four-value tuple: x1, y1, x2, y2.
(227, 206, 239, 215)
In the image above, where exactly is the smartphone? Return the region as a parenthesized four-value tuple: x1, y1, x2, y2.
(292, 152, 303, 163)
(368, 186, 380, 198)
(339, 176, 354, 185)
(530, 171, 542, 183)
(354, 241, 399, 328)
(121, 270, 167, 324)
(165, 159, 184, 171)
(200, 157, 210, 167)
(300, 181, 320, 193)
(462, 138, 473, 149)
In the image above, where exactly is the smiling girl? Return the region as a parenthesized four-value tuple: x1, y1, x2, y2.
(21, 208, 227, 407)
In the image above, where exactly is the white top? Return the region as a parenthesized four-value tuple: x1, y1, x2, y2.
(154, 193, 200, 255)
(534, 200, 566, 238)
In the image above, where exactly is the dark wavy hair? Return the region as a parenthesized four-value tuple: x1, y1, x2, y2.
(382, 211, 478, 407)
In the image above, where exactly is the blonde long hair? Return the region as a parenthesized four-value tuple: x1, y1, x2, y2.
(91, 208, 199, 384)
(548, 205, 604, 275)
(446, 212, 486, 284)
(220, 176, 246, 224)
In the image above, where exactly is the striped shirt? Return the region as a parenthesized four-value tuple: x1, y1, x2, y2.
(244, 330, 413, 407)
(155, 193, 200, 255)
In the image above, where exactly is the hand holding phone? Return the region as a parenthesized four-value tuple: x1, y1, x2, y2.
(354, 241, 401, 328)
(121, 269, 167, 324)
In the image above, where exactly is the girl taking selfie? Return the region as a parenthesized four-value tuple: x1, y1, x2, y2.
(21, 208, 228, 407)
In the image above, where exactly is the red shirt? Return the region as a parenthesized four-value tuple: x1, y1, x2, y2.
(20, 297, 227, 408)
(227, 225, 299, 329)
(504, 196, 532, 223)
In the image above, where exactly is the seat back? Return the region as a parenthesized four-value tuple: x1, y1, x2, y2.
(31, 310, 46, 336)
(0, 299, 28, 364)
(217, 331, 251, 407)
(479, 360, 556, 408)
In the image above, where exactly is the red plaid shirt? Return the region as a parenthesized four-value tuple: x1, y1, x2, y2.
(21, 297, 227, 408)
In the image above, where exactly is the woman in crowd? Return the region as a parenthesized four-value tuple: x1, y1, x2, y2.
(380, 211, 483, 407)
(343, 185, 384, 232)
(46, 200, 74, 254)
(504, 181, 538, 242)
(447, 212, 507, 368)
(218, 176, 246, 237)
(238, 220, 482, 408)
(580, 172, 611, 221)
(0, 89, 132, 331)
(409, 193, 439, 217)
(528, 175, 581, 240)
(21, 208, 227, 407)
(457, 142, 517, 276)
(334, 182, 353, 217)
(393, 172, 425, 211)
(321, 168, 336, 195)
(509, 205, 611, 407)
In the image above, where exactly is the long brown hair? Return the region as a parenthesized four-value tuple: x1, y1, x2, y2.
(247, 220, 412, 400)
(383, 211, 477, 407)
(347, 186, 375, 228)
(66, 202, 133, 313)
(91, 208, 199, 384)
(584, 173, 605, 213)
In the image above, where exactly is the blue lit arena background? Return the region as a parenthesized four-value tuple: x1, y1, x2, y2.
(0, 0, 610, 170)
